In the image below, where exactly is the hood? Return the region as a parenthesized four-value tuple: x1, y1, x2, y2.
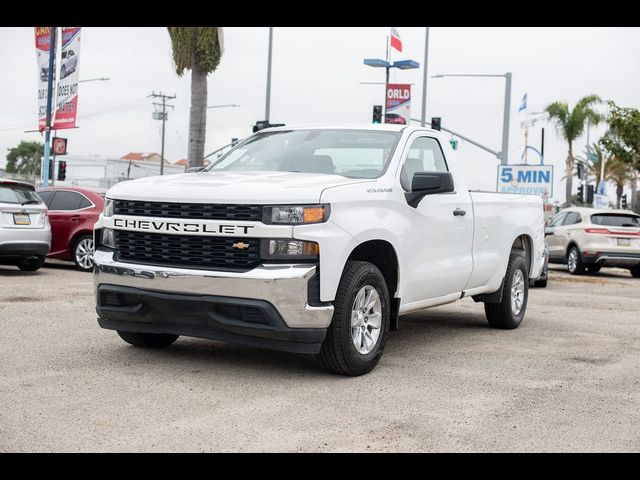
(106, 171, 372, 204)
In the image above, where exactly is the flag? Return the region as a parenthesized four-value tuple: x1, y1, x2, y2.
(390, 27, 402, 52)
(518, 93, 527, 112)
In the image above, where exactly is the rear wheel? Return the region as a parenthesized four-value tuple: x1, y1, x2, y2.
(73, 235, 95, 272)
(631, 266, 640, 278)
(117, 331, 179, 348)
(319, 261, 390, 376)
(567, 246, 585, 275)
(16, 256, 46, 272)
(485, 254, 529, 329)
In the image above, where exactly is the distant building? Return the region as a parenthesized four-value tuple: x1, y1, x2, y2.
(174, 158, 188, 172)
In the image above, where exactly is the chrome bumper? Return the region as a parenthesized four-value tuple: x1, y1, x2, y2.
(93, 249, 334, 328)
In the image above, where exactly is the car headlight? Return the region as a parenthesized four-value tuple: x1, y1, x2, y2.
(262, 204, 329, 225)
(101, 228, 115, 248)
(103, 198, 114, 217)
(261, 239, 319, 260)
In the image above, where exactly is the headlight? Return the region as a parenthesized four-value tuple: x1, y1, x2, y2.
(101, 228, 115, 248)
(261, 239, 319, 260)
(262, 205, 329, 225)
(103, 198, 114, 217)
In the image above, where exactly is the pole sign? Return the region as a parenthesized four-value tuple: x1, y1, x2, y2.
(52, 137, 67, 155)
(35, 27, 56, 132)
(53, 27, 81, 130)
(497, 164, 554, 200)
(593, 194, 609, 209)
(385, 83, 411, 125)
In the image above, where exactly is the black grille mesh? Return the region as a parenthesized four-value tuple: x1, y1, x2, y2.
(114, 231, 260, 272)
(113, 200, 262, 221)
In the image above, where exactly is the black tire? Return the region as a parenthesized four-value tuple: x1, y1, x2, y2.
(484, 254, 529, 329)
(319, 261, 390, 376)
(586, 264, 601, 273)
(567, 246, 586, 275)
(631, 266, 640, 278)
(117, 331, 179, 348)
(72, 234, 95, 272)
(16, 256, 46, 272)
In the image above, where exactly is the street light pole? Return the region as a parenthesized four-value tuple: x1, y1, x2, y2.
(42, 27, 56, 187)
(420, 27, 430, 127)
(265, 27, 273, 122)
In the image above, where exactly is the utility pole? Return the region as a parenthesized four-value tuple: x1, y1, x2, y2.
(501, 72, 512, 165)
(265, 27, 273, 122)
(42, 27, 56, 187)
(150, 91, 176, 175)
(420, 27, 430, 127)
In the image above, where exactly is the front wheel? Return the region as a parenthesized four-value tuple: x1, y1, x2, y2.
(117, 331, 179, 348)
(485, 254, 529, 329)
(17, 256, 46, 272)
(73, 235, 95, 272)
(319, 261, 390, 376)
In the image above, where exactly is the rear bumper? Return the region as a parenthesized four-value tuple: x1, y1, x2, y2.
(0, 241, 50, 258)
(582, 251, 640, 267)
(93, 249, 334, 354)
(0, 226, 51, 258)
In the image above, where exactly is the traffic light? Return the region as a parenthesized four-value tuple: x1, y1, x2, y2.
(48, 159, 53, 180)
(576, 163, 585, 180)
(621, 194, 628, 209)
(577, 184, 584, 204)
(586, 184, 594, 204)
(449, 139, 458, 150)
(57, 160, 67, 181)
(431, 117, 441, 131)
(372, 105, 382, 124)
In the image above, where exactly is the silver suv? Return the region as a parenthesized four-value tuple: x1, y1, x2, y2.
(0, 179, 51, 271)
(546, 207, 640, 277)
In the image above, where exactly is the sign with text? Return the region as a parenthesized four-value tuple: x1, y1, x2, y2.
(53, 27, 81, 130)
(593, 194, 609, 209)
(385, 83, 410, 125)
(34, 27, 56, 132)
(497, 164, 554, 200)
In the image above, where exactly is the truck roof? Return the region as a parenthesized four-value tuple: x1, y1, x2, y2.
(257, 123, 442, 135)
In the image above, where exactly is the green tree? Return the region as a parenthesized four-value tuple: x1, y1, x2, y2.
(600, 101, 640, 171)
(607, 156, 633, 209)
(167, 27, 223, 170)
(575, 143, 607, 186)
(6, 141, 44, 178)
(545, 95, 603, 206)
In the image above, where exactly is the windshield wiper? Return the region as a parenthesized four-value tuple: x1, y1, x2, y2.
(21, 200, 40, 205)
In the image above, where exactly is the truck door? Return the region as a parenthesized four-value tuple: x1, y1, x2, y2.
(397, 135, 474, 305)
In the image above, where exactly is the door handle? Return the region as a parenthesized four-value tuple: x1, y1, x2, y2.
(70, 216, 81, 222)
(453, 208, 466, 216)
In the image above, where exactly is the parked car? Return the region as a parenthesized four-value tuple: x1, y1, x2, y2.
(93, 124, 545, 376)
(546, 207, 640, 277)
(0, 179, 51, 271)
(384, 113, 406, 125)
(60, 49, 78, 80)
(36, 187, 105, 272)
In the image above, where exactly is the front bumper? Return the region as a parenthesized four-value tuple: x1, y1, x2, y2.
(93, 249, 334, 353)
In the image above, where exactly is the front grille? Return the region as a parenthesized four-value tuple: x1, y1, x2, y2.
(114, 230, 261, 272)
(113, 200, 262, 221)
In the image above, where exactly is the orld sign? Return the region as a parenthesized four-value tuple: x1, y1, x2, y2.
(52, 137, 68, 155)
(385, 83, 411, 125)
(497, 164, 553, 200)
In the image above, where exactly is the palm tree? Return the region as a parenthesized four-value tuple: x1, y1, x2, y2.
(607, 156, 633, 208)
(545, 95, 603, 206)
(575, 143, 607, 186)
(167, 27, 223, 169)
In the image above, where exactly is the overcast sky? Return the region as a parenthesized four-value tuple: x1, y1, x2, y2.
(1, 26, 639, 202)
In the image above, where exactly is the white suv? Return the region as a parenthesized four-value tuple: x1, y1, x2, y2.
(0, 179, 51, 271)
(546, 207, 640, 277)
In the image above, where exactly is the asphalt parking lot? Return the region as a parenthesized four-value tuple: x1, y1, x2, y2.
(1, 261, 639, 452)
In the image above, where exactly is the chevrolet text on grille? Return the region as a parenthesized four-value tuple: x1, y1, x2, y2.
(112, 218, 255, 235)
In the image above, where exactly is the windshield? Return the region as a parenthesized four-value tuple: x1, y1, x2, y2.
(591, 214, 640, 227)
(207, 129, 401, 179)
(0, 183, 42, 205)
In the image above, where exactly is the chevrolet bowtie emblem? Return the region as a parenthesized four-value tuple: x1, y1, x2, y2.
(233, 242, 250, 250)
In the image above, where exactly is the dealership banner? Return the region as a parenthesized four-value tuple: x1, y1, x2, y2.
(385, 83, 411, 125)
(53, 27, 81, 130)
(497, 164, 554, 200)
(34, 27, 56, 132)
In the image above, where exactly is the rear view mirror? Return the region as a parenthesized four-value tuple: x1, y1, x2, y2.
(544, 227, 555, 236)
(405, 171, 454, 208)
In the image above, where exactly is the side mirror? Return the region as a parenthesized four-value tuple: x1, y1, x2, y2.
(405, 171, 454, 208)
(544, 227, 555, 236)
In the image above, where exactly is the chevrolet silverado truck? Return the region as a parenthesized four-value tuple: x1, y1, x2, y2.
(93, 125, 545, 376)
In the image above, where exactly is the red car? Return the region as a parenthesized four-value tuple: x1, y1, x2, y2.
(36, 186, 105, 271)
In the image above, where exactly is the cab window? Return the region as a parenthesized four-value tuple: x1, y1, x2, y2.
(400, 137, 448, 191)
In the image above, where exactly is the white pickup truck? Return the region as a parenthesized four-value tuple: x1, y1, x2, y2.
(93, 125, 545, 375)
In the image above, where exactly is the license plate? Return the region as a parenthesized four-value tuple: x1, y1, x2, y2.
(617, 238, 631, 247)
(13, 213, 31, 225)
